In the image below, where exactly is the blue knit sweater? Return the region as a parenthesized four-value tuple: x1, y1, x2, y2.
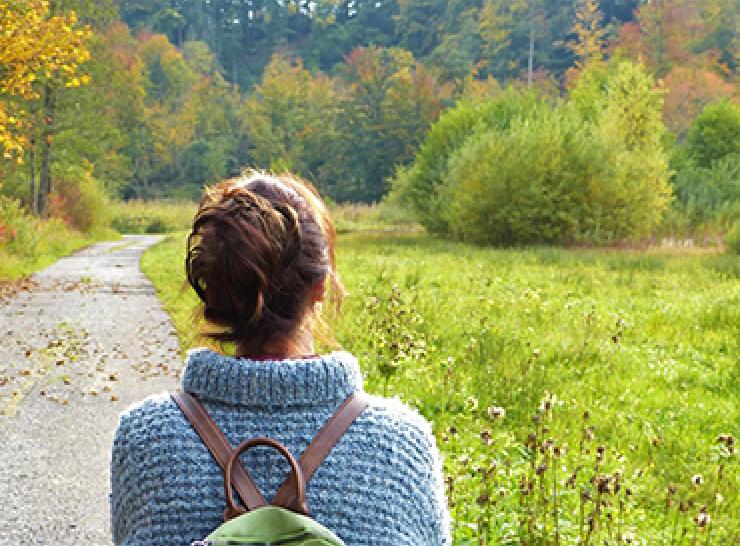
(110, 349, 451, 546)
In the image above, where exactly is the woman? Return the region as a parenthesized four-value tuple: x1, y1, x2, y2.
(110, 173, 451, 546)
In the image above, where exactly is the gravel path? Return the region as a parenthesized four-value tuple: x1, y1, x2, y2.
(0, 235, 182, 545)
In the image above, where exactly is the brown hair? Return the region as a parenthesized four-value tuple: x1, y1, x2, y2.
(185, 172, 341, 355)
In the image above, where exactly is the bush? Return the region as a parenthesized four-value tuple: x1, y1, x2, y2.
(440, 109, 604, 244)
(49, 166, 110, 233)
(686, 100, 740, 168)
(395, 60, 672, 245)
(671, 155, 740, 226)
(392, 89, 545, 234)
(0, 196, 92, 280)
(726, 220, 740, 254)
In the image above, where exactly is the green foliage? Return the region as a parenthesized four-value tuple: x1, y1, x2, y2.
(686, 100, 740, 168)
(725, 220, 740, 254)
(397, 60, 672, 244)
(244, 48, 444, 203)
(671, 155, 740, 226)
(440, 107, 604, 244)
(393, 90, 543, 233)
(49, 165, 111, 233)
(143, 230, 739, 545)
(0, 196, 110, 281)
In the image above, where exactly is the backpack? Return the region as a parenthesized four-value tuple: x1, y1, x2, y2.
(172, 391, 368, 546)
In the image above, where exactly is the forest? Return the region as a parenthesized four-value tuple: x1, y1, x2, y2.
(0, 0, 737, 240)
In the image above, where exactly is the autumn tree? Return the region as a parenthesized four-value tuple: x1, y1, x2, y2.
(569, 0, 606, 68)
(241, 53, 339, 186)
(0, 0, 90, 212)
(330, 46, 444, 202)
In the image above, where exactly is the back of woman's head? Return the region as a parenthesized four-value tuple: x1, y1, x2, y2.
(185, 172, 340, 354)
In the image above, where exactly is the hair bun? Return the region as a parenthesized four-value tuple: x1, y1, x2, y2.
(185, 173, 340, 354)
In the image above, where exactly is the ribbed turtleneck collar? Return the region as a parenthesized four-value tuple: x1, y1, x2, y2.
(181, 348, 364, 407)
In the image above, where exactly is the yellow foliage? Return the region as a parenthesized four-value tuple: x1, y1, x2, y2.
(0, 0, 91, 161)
(569, 0, 606, 68)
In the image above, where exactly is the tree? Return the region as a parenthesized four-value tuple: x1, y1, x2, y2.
(569, 0, 606, 68)
(331, 46, 443, 202)
(686, 100, 740, 167)
(241, 53, 337, 181)
(0, 0, 90, 172)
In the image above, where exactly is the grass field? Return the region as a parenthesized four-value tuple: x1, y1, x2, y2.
(142, 231, 738, 546)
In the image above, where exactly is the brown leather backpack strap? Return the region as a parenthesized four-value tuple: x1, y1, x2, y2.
(272, 392, 369, 510)
(171, 392, 267, 511)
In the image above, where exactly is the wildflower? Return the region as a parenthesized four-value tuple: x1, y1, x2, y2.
(480, 429, 493, 446)
(691, 474, 703, 486)
(464, 396, 478, 412)
(487, 405, 505, 420)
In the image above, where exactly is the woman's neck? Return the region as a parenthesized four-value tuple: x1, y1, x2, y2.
(235, 330, 315, 360)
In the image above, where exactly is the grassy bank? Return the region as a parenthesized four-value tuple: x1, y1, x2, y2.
(142, 231, 738, 545)
(0, 197, 117, 282)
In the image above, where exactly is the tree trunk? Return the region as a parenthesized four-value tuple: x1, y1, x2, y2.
(29, 142, 36, 215)
(28, 102, 37, 214)
(38, 84, 55, 218)
(527, 0, 534, 87)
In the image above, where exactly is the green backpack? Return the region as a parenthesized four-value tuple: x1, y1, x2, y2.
(173, 392, 368, 546)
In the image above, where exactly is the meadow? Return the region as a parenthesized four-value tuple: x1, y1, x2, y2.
(142, 229, 738, 546)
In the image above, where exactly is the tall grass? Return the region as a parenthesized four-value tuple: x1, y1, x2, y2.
(110, 200, 196, 234)
(0, 196, 115, 281)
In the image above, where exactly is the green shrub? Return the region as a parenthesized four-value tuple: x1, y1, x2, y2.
(726, 220, 740, 254)
(0, 196, 96, 280)
(49, 166, 110, 233)
(396, 60, 672, 245)
(686, 99, 740, 168)
(440, 109, 600, 244)
(671, 154, 740, 226)
(392, 89, 545, 234)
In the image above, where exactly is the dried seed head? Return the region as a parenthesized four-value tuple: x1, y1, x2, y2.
(584, 426, 595, 441)
(476, 494, 490, 506)
(487, 406, 506, 420)
(694, 510, 710, 528)
(480, 429, 493, 445)
(691, 474, 703, 486)
(536, 463, 548, 475)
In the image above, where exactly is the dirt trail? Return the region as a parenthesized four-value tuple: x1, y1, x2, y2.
(0, 235, 182, 545)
